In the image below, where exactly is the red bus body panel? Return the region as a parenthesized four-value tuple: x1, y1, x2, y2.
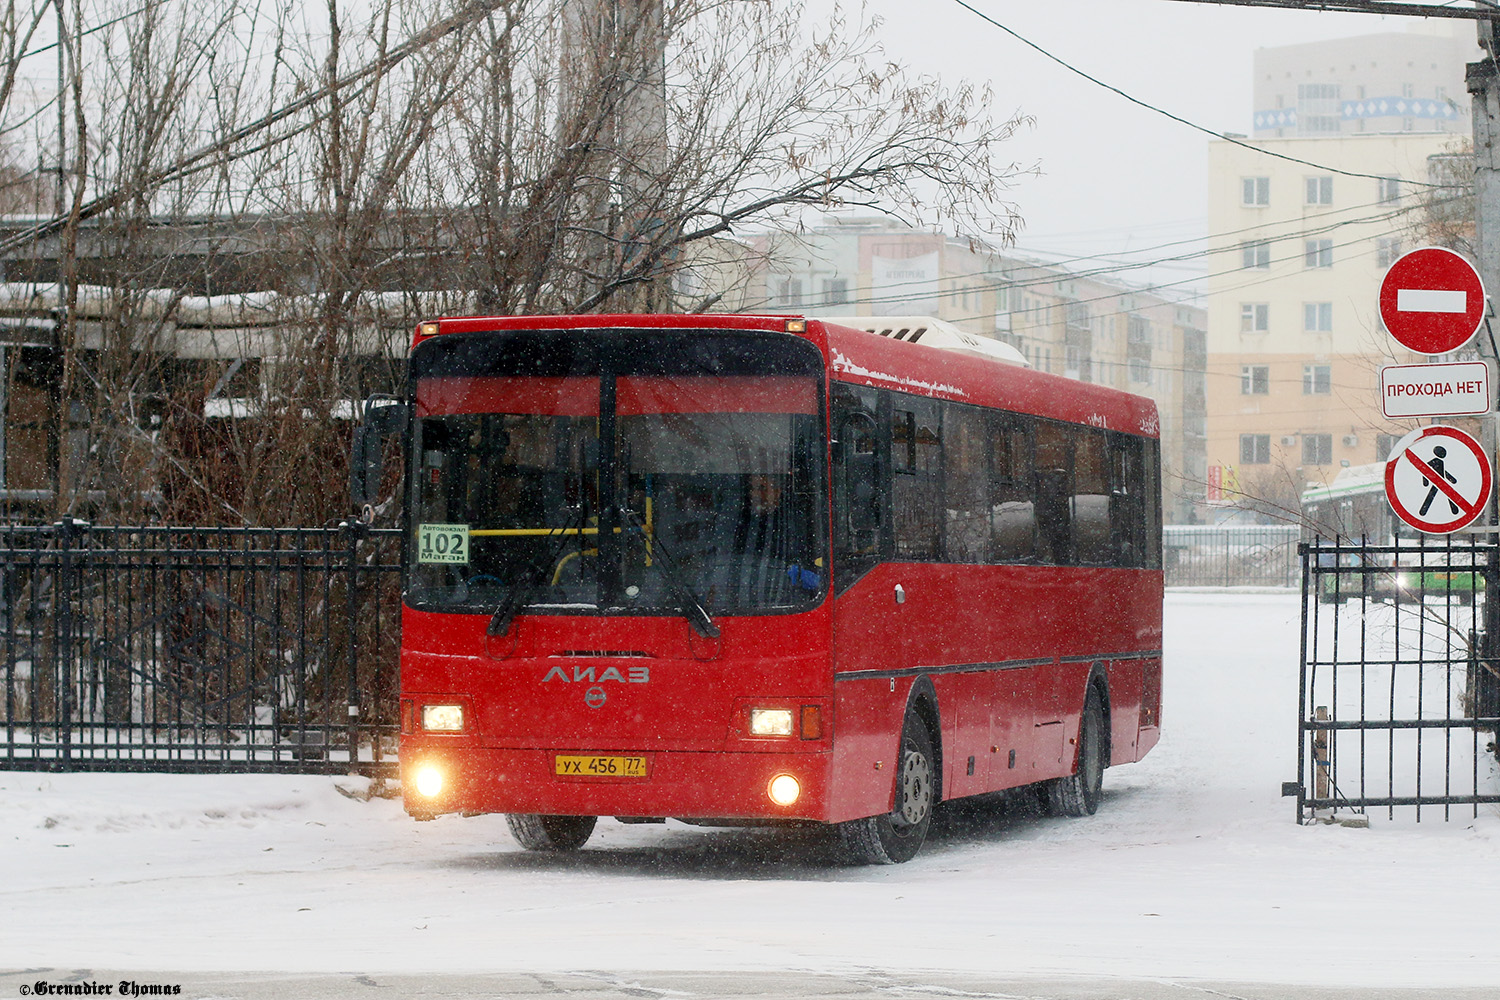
(399, 315, 1163, 825)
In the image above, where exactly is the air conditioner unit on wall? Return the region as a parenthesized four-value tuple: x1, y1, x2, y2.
(1281, 435, 1298, 447)
(1342, 434, 1359, 447)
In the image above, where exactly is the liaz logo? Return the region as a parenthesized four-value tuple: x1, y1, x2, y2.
(542, 664, 650, 684)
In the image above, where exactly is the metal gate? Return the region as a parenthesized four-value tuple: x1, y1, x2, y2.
(1295, 537, 1500, 821)
(0, 520, 402, 775)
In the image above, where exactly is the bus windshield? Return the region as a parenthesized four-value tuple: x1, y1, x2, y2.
(406, 329, 826, 618)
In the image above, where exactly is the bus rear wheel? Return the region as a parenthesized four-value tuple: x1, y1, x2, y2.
(505, 813, 597, 851)
(1044, 687, 1106, 818)
(839, 713, 935, 865)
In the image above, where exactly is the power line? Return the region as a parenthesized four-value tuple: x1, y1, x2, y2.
(752, 195, 1447, 316)
(948, 0, 1449, 187)
(1159, 0, 1500, 19)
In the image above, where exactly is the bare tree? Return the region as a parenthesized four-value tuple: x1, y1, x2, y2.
(0, 0, 1029, 526)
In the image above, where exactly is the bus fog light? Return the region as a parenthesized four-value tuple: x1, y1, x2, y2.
(414, 765, 444, 798)
(768, 773, 801, 806)
(750, 708, 794, 736)
(422, 704, 464, 732)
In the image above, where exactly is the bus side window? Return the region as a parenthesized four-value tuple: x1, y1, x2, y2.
(1072, 428, 1111, 565)
(943, 402, 989, 564)
(1106, 432, 1147, 568)
(832, 384, 884, 590)
(988, 411, 1036, 563)
(1144, 436, 1163, 569)
(1034, 419, 1072, 565)
(892, 399, 942, 561)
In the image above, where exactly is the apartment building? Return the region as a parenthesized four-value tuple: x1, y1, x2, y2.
(1205, 131, 1462, 513)
(1252, 27, 1471, 139)
(1205, 25, 1482, 518)
(747, 218, 1207, 523)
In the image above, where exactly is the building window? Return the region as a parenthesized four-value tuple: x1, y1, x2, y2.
(770, 276, 803, 308)
(820, 277, 848, 307)
(1377, 238, 1402, 269)
(1304, 239, 1333, 268)
(1241, 364, 1270, 395)
(1306, 176, 1333, 205)
(1303, 434, 1333, 466)
(1378, 177, 1401, 204)
(1241, 434, 1271, 464)
(1242, 177, 1270, 206)
(1376, 432, 1400, 462)
(1129, 358, 1151, 384)
(1240, 303, 1269, 333)
(1304, 302, 1333, 332)
(1127, 314, 1151, 344)
(1242, 241, 1272, 269)
(1303, 363, 1331, 395)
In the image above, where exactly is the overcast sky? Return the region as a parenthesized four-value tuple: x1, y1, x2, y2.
(809, 0, 1483, 296)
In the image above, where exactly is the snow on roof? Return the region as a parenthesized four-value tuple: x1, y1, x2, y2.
(1300, 462, 1386, 503)
(820, 315, 1031, 367)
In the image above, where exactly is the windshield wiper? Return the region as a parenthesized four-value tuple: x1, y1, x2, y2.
(618, 506, 720, 639)
(487, 505, 583, 637)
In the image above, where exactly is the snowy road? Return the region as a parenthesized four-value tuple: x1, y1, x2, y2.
(2, 593, 1499, 997)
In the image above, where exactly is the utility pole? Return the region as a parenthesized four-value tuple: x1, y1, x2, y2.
(45, 0, 66, 510)
(1467, 15, 1500, 736)
(559, 0, 669, 311)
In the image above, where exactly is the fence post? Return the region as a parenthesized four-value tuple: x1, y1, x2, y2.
(344, 518, 365, 769)
(54, 516, 76, 769)
(1313, 705, 1331, 819)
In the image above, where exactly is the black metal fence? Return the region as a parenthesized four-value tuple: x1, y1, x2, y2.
(1295, 537, 1500, 822)
(1164, 525, 1300, 588)
(0, 520, 402, 775)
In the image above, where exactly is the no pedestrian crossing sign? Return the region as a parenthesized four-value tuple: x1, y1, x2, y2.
(1384, 425, 1493, 534)
(1378, 247, 1487, 356)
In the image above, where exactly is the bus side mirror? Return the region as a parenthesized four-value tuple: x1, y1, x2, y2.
(351, 395, 410, 510)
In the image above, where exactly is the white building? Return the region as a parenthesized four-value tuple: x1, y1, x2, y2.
(1252, 26, 1471, 139)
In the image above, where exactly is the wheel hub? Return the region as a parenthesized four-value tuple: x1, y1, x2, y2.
(894, 747, 932, 827)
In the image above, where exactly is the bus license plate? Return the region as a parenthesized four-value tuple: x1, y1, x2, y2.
(555, 754, 650, 779)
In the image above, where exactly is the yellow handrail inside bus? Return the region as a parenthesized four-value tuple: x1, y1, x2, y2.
(551, 548, 599, 585)
(469, 527, 599, 537)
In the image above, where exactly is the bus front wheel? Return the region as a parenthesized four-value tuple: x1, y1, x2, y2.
(839, 712, 935, 865)
(1044, 687, 1106, 818)
(505, 813, 597, 852)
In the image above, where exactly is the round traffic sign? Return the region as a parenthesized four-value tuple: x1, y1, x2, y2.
(1384, 424, 1492, 534)
(1378, 247, 1487, 355)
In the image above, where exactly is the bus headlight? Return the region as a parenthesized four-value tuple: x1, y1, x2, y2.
(768, 773, 801, 807)
(414, 764, 444, 798)
(750, 708, 794, 736)
(422, 704, 464, 732)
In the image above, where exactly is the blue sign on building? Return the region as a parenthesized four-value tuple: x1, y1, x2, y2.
(1341, 98, 1458, 122)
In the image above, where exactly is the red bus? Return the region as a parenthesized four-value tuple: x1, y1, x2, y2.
(364, 313, 1163, 863)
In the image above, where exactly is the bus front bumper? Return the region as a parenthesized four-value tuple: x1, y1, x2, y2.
(400, 745, 835, 823)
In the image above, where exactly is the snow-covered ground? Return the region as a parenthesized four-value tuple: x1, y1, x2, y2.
(3, 592, 1499, 989)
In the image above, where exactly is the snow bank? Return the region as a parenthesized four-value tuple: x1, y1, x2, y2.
(1, 593, 1497, 986)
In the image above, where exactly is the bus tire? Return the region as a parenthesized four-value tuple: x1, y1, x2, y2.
(838, 712, 935, 864)
(1045, 687, 1106, 818)
(505, 813, 597, 852)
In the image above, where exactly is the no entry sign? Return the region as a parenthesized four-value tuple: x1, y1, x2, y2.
(1379, 247, 1487, 355)
(1385, 425, 1493, 534)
